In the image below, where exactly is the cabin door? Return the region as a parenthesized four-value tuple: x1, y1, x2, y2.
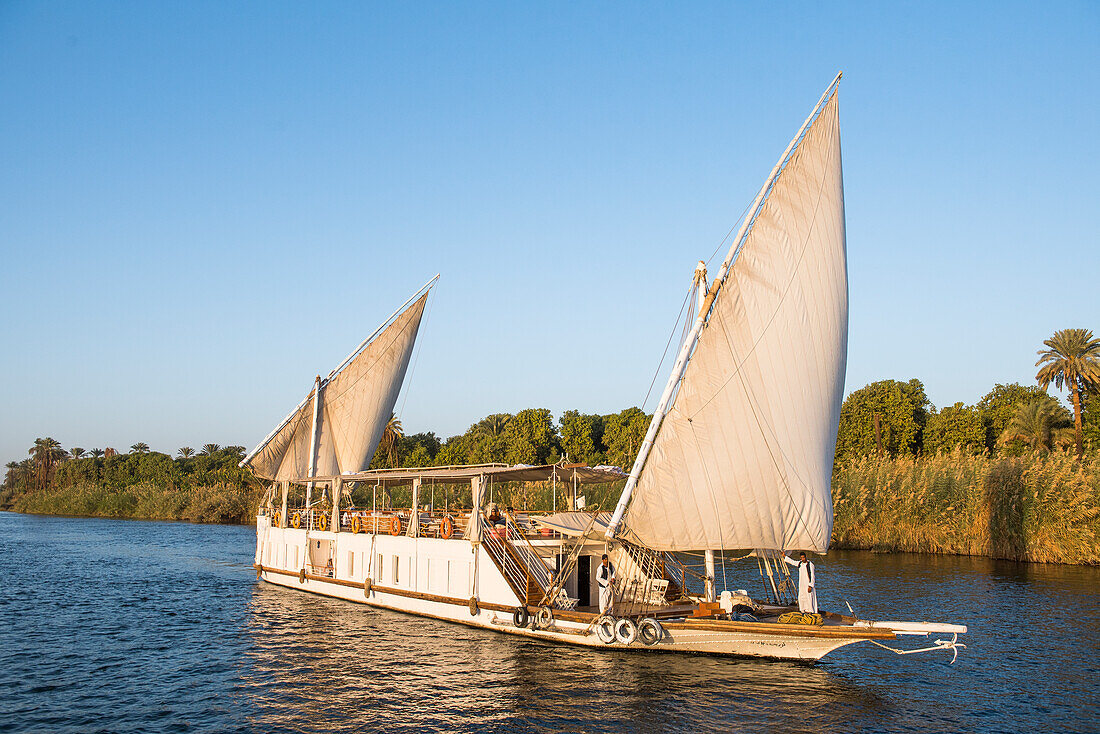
(577, 556, 591, 607)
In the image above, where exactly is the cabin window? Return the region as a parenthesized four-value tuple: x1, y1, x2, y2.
(446, 561, 452, 595)
(377, 554, 383, 580)
(408, 557, 414, 589)
(293, 547, 299, 568)
(392, 555, 399, 584)
(265, 542, 272, 563)
(425, 559, 432, 591)
(346, 552, 354, 578)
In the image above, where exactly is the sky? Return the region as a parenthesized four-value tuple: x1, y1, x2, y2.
(2, 2, 1098, 466)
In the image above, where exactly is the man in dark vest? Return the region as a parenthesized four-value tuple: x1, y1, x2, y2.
(596, 553, 616, 615)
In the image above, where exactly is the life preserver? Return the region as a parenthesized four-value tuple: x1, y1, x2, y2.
(291, 512, 302, 529)
(638, 618, 664, 646)
(594, 616, 616, 644)
(390, 515, 402, 536)
(271, 511, 280, 528)
(440, 515, 455, 540)
(614, 618, 638, 645)
(352, 516, 361, 534)
(316, 513, 328, 531)
(513, 606, 530, 628)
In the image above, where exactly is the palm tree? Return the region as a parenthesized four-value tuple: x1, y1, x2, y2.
(70, 448, 86, 460)
(89, 448, 105, 459)
(29, 437, 65, 490)
(199, 444, 220, 456)
(178, 447, 195, 458)
(379, 414, 403, 468)
(999, 397, 1073, 451)
(475, 413, 512, 438)
(130, 442, 151, 454)
(1036, 328, 1100, 457)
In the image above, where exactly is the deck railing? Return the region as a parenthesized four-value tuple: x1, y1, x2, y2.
(481, 517, 541, 603)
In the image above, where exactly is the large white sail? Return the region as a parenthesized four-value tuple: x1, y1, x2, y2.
(618, 90, 847, 553)
(244, 292, 429, 481)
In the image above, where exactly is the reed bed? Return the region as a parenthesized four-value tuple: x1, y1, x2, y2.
(832, 448, 1100, 564)
(10, 480, 265, 524)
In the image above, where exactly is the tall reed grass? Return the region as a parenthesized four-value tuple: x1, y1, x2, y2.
(10, 481, 265, 524)
(832, 448, 1100, 564)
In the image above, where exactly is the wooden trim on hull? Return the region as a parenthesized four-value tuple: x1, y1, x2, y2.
(257, 563, 523, 615)
(665, 618, 897, 641)
(254, 564, 890, 649)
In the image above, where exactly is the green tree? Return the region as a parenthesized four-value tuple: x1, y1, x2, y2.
(178, 447, 195, 458)
(1036, 328, 1100, 458)
(835, 379, 930, 461)
(923, 402, 984, 454)
(89, 448, 105, 459)
(999, 397, 1073, 451)
(130, 443, 150, 454)
(199, 444, 220, 456)
(559, 410, 605, 465)
(503, 408, 556, 465)
(1084, 389, 1100, 448)
(976, 383, 1048, 451)
(69, 447, 86, 460)
(601, 407, 651, 469)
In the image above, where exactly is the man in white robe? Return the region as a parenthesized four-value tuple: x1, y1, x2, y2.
(783, 552, 818, 613)
(596, 554, 616, 615)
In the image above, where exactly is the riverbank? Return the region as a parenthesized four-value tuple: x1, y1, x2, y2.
(831, 449, 1100, 564)
(5, 448, 1098, 565)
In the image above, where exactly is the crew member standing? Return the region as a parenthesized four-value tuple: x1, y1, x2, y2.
(783, 552, 818, 613)
(596, 553, 616, 615)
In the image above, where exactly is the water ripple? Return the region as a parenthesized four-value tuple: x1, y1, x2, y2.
(1, 512, 1098, 733)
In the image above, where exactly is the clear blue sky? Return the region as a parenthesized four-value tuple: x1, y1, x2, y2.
(2, 2, 1098, 465)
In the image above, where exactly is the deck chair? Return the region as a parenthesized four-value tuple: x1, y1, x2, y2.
(554, 588, 579, 611)
(645, 579, 670, 606)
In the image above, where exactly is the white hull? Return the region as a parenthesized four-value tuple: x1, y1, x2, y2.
(254, 518, 882, 661)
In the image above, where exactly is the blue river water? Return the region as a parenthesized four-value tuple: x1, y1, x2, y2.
(1, 511, 1098, 733)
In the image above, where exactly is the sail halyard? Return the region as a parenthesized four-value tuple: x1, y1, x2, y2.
(608, 75, 847, 553)
(241, 278, 436, 481)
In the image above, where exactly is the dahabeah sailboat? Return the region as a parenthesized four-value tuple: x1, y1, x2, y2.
(246, 75, 966, 661)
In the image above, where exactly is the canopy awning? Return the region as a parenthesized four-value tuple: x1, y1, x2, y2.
(530, 511, 612, 538)
(303, 463, 627, 488)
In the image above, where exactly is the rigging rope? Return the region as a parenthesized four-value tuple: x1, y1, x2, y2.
(640, 282, 694, 411)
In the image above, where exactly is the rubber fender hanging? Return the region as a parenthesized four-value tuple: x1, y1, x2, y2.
(363, 578, 372, 596)
(614, 618, 638, 645)
(298, 568, 306, 583)
(594, 616, 617, 644)
(469, 597, 480, 616)
(638, 618, 664, 646)
(513, 606, 530, 628)
(256, 565, 263, 580)
(536, 607, 553, 629)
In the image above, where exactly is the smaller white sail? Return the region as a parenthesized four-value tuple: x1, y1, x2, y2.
(244, 290, 430, 481)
